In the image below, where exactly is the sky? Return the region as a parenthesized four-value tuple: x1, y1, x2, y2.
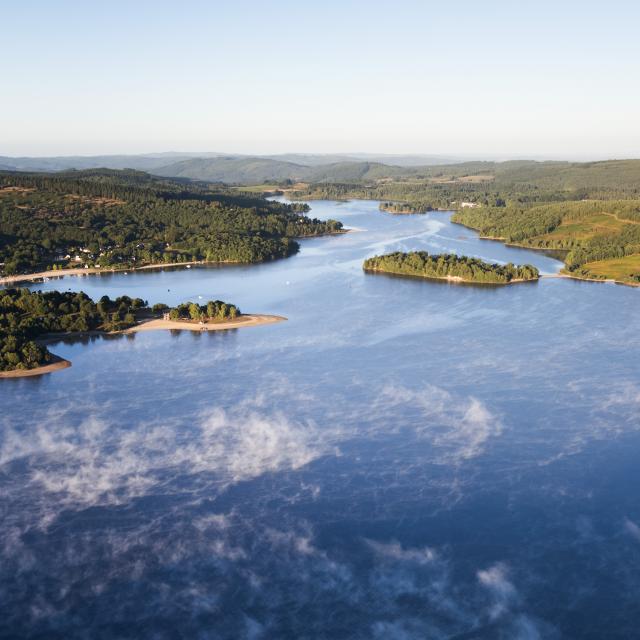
(2, 0, 639, 159)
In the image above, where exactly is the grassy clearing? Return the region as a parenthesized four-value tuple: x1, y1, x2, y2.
(527, 213, 630, 248)
(231, 184, 281, 193)
(580, 254, 640, 283)
(427, 174, 495, 184)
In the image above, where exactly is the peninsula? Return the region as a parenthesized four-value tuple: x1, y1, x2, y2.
(363, 251, 540, 284)
(0, 170, 343, 279)
(0, 288, 284, 378)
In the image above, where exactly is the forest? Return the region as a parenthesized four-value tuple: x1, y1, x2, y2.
(363, 251, 539, 284)
(0, 288, 241, 372)
(0, 169, 343, 276)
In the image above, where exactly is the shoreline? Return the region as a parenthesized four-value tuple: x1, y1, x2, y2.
(124, 314, 286, 334)
(1, 314, 286, 379)
(542, 273, 640, 288)
(0, 231, 350, 286)
(0, 261, 215, 286)
(0, 354, 71, 379)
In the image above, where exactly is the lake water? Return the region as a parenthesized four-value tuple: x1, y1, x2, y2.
(2, 200, 640, 639)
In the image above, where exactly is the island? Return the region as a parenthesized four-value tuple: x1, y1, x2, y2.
(0, 288, 284, 377)
(379, 202, 432, 214)
(363, 251, 540, 284)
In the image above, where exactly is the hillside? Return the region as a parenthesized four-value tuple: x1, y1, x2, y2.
(0, 153, 223, 173)
(153, 156, 310, 183)
(0, 169, 343, 276)
(154, 157, 422, 184)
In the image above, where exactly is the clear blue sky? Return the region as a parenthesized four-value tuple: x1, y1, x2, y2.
(2, 0, 639, 158)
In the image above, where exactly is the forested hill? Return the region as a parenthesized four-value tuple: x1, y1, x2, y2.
(3, 155, 640, 190)
(154, 157, 310, 183)
(0, 169, 343, 276)
(153, 157, 413, 184)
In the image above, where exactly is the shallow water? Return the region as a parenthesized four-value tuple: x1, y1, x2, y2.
(2, 200, 640, 639)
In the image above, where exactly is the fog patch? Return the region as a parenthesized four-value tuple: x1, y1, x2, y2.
(378, 384, 503, 462)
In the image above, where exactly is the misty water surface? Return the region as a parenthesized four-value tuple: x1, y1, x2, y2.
(2, 200, 640, 639)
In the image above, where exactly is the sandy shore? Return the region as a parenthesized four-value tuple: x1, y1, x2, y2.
(541, 273, 640, 288)
(0, 355, 71, 379)
(0, 315, 286, 379)
(125, 314, 286, 333)
(0, 261, 214, 286)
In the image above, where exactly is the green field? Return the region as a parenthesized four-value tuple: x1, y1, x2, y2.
(526, 213, 631, 248)
(231, 184, 281, 193)
(579, 254, 640, 283)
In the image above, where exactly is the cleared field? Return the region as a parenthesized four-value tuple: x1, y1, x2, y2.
(0, 186, 35, 195)
(581, 254, 640, 282)
(428, 174, 495, 184)
(528, 213, 630, 247)
(231, 184, 281, 193)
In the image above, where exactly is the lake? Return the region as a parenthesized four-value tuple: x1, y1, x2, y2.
(2, 199, 640, 639)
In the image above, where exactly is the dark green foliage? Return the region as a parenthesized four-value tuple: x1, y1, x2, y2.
(564, 225, 640, 269)
(0, 169, 342, 275)
(452, 205, 564, 242)
(0, 289, 241, 371)
(363, 251, 539, 284)
(379, 202, 433, 214)
(168, 300, 240, 322)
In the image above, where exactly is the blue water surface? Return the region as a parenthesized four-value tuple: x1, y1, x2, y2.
(2, 201, 639, 639)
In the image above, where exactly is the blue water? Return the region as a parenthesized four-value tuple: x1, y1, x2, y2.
(2, 201, 640, 639)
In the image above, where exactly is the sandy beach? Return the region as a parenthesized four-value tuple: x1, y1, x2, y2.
(0, 315, 286, 379)
(125, 314, 286, 333)
(541, 273, 640, 288)
(0, 355, 71, 379)
(0, 261, 210, 286)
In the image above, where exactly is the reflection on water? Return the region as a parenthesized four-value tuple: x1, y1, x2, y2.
(2, 201, 640, 639)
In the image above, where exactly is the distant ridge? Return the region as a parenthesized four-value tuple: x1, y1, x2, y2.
(2, 153, 640, 186)
(0, 151, 460, 182)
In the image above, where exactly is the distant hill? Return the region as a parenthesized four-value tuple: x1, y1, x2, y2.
(0, 153, 220, 173)
(153, 157, 423, 184)
(2, 153, 639, 189)
(153, 156, 310, 183)
(303, 161, 415, 182)
(263, 153, 461, 167)
(0, 152, 461, 183)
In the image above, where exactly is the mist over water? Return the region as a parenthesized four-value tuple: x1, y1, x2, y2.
(3, 201, 640, 639)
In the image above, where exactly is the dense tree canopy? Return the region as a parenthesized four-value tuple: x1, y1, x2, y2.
(0, 169, 343, 275)
(0, 288, 242, 372)
(363, 251, 539, 284)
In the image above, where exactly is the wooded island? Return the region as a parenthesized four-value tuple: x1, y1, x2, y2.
(363, 251, 539, 284)
(0, 288, 249, 374)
